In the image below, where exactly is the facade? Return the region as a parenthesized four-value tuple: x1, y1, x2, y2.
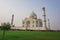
(11, 7, 48, 30)
(22, 11, 42, 30)
(22, 7, 47, 30)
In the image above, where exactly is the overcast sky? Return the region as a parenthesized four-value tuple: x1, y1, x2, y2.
(0, 0, 60, 30)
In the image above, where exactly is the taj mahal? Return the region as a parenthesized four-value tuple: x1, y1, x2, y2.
(11, 7, 50, 30)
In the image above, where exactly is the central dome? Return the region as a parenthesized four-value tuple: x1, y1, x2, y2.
(29, 11, 37, 19)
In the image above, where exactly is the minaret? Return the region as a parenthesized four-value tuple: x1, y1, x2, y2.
(42, 7, 47, 30)
(48, 19, 50, 30)
(11, 14, 14, 26)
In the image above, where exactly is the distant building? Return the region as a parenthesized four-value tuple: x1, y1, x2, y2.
(22, 7, 48, 30)
(11, 7, 48, 30)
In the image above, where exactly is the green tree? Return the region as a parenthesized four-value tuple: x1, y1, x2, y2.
(0, 22, 11, 40)
(0, 22, 11, 30)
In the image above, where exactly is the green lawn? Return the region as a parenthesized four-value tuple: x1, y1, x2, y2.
(0, 30, 60, 40)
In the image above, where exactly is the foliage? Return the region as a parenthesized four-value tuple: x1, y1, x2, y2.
(0, 22, 11, 30)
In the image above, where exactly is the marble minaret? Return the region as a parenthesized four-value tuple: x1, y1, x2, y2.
(11, 14, 14, 26)
(48, 19, 50, 30)
(42, 7, 47, 30)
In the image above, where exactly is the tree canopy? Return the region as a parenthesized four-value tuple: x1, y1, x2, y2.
(0, 22, 11, 30)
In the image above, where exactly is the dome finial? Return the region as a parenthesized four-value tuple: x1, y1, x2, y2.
(32, 10, 34, 13)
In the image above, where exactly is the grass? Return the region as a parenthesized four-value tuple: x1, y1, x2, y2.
(0, 30, 60, 40)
